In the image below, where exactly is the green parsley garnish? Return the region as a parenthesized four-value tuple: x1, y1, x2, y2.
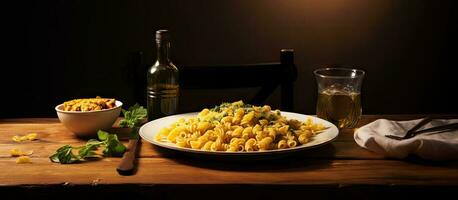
(119, 103, 147, 128)
(49, 130, 126, 164)
(50, 104, 147, 164)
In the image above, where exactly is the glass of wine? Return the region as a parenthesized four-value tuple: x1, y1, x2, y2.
(314, 68, 365, 128)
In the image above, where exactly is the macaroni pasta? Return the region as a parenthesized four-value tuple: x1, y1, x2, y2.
(155, 101, 327, 152)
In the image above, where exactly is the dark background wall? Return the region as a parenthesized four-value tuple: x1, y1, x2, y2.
(2, 0, 457, 118)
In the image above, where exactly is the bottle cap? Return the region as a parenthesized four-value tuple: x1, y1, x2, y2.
(156, 30, 170, 42)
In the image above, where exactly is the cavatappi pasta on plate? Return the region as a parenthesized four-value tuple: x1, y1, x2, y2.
(155, 101, 327, 152)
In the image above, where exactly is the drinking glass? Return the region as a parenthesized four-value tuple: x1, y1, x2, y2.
(314, 68, 365, 128)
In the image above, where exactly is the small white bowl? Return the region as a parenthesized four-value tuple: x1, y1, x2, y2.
(55, 100, 123, 138)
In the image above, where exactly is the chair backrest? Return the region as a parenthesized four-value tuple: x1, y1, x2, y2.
(179, 49, 297, 111)
(128, 49, 296, 111)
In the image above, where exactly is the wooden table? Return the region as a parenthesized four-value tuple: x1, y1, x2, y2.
(1, 115, 457, 199)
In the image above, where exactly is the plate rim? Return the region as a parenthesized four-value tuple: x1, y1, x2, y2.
(139, 111, 339, 156)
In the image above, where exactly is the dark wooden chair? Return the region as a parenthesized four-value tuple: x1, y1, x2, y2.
(129, 49, 297, 111)
(179, 49, 297, 111)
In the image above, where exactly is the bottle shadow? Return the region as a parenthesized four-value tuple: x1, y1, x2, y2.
(150, 143, 337, 172)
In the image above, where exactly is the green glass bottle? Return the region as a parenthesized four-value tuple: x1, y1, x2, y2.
(146, 30, 179, 121)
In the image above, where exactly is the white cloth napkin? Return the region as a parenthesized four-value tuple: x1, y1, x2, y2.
(354, 118, 458, 160)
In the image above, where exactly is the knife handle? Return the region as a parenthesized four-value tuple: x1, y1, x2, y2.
(116, 139, 139, 176)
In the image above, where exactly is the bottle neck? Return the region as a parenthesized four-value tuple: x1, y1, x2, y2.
(156, 41, 170, 65)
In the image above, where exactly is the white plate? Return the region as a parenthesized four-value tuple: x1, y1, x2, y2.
(139, 112, 339, 159)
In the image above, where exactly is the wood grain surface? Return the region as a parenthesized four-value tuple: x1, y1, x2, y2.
(1, 115, 457, 193)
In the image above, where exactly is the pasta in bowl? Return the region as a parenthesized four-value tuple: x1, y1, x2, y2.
(140, 101, 339, 158)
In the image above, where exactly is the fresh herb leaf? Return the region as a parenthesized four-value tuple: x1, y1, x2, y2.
(86, 138, 104, 145)
(50, 104, 146, 164)
(97, 130, 109, 141)
(49, 145, 80, 164)
(119, 104, 147, 128)
(210, 105, 220, 112)
(102, 133, 126, 157)
(78, 139, 102, 158)
(50, 131, 126, 164)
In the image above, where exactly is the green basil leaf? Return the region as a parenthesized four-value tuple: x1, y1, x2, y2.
(51, 104, 144, 164)
(79, 143, 100, 158)
(49, 145, 80, 164)
(97, 130, 109, 141)
(119, 104, 147, 128)
(102, 133, 126, 157)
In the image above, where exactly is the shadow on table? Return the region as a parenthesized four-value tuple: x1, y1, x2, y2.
(148, 143, 337, 172)
(403, 155, 458, 168)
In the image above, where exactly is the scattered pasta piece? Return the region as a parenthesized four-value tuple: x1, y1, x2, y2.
(16, 156, 31, 164)
(12, 133, 38, 142)
(26, 133, 38, 140)
(10, 148, 22, 156)
(12, 136, 22, 142)
(10, 149, 34, 157)
(155, 101, 328, 152)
